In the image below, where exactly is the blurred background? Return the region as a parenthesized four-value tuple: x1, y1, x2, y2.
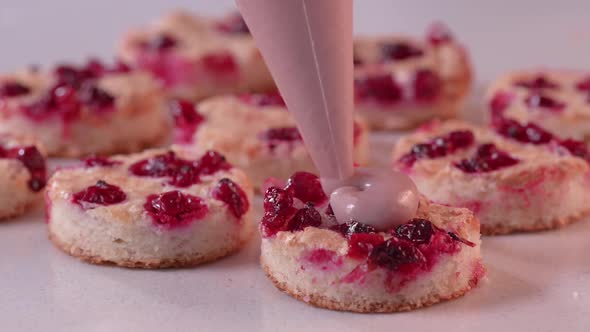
(1, 0, 590, 82)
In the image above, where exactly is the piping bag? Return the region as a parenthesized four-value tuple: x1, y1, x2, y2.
(236, 0, 419, 229)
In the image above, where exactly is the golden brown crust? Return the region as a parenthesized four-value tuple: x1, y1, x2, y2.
(481, 208, 590, 235)
(48, 230, 248, 269)
(261, 260, 480, 313)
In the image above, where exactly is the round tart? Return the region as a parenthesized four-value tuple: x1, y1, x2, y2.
(353, 23, 471, 130)
(487, 69, 590, 142)
(171, 94, 370, 191)
(259, 171, 483, 313)
(118, 10, 274, 101)
(46, 148, 253, 268)
(0, 135, 47, 219)
(0, 59, 170, 157)
(392, 120, 590, 235)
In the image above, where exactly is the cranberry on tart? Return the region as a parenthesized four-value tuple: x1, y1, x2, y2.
(487, 69, 590, 142)
(392, 120, 590, 235)
(171, 93, 370, 191)
(0, 59, 170, 157)
(353, 23, 472, 130)
(118, 10, 274, 101)
(259, 171, 483, 313)
(0, 135, 47, 219)
(46, 148, 253, 268)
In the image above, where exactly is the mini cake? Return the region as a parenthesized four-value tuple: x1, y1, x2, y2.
(0, 135, 47, 219)
(171, 94, 370, 190)
(0, 59, 170, 157)
(118, 10, 274, 101)
(46, 148, 253, 268)
(487, 69, 590, 142)
(353, 23, 471, 130)
(392, 120, 590, 235)
(260, 171, 483, 312)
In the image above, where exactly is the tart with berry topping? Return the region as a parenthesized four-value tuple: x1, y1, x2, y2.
(118, 10, 274, 101)
(0, 59, 170, 157)
(46, 148, 253, 268)
(171, 94, 370, 190)
(487, 69, 590, 142)
(260, 171, 483, 312)
(0, 135, 47, 219)
(392, 120, 590, 235)
(353, 23, 471, 130)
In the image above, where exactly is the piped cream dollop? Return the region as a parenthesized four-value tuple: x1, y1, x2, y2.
(324, 168, 419, 230)
(237, 0, 419, 228)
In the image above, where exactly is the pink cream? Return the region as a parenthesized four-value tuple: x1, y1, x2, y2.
(237, 0, 419, 229)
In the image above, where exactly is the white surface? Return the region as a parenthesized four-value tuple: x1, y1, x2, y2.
(1, 1, 590, 331)
(1, 136, 589, 332)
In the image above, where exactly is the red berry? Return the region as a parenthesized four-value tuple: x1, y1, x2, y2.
(263, 187, 293, 214)
(8, 146, 47, 192)
(514, 75, 559, 90)
(72, 180, 126, 208)
(525, 93, 565, 112)
(577, 77, 590, 90)
(170, 100, 205, 144)
(413, 69, 441, 102)
(260, 212, 290, 237)
(394, 219, 434, 244)
(129, 151, 230, 187)
(211, 178, 249, 219)
(489, 91, 513, 118)
(369, 238, 426, 271)
(143, 34, 177, 52)
(285, 171, 327, 205)
(330, 221, 377, 237)
(286, 205, 322, 231)
(560, 139, 589, 160)
(83, 156, 121, 167)
(399, 130, 475, 166)
(259, 127, 303, 150)
(0, 81, 31, 97)
(494, 119, 554, 145)
(78, 84, 115, 110)
(347, 233, 384, 259)
(129, 151, 200, 187)
(195, 150, 232, 176)
(455, 144, 519, 173)
(145, 190, 208, 227)
(201, 52, 238, 74)
(380, 42, 424, 61)
(261, 187, 296, 236)
(354, 74, 402, 104)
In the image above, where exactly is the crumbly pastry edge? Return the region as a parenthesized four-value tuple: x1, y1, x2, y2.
(481, 208, 590, 235)
(44, 123, 171, 158)
(48, 229, 250, 269)
(261, 259, 481, 313)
